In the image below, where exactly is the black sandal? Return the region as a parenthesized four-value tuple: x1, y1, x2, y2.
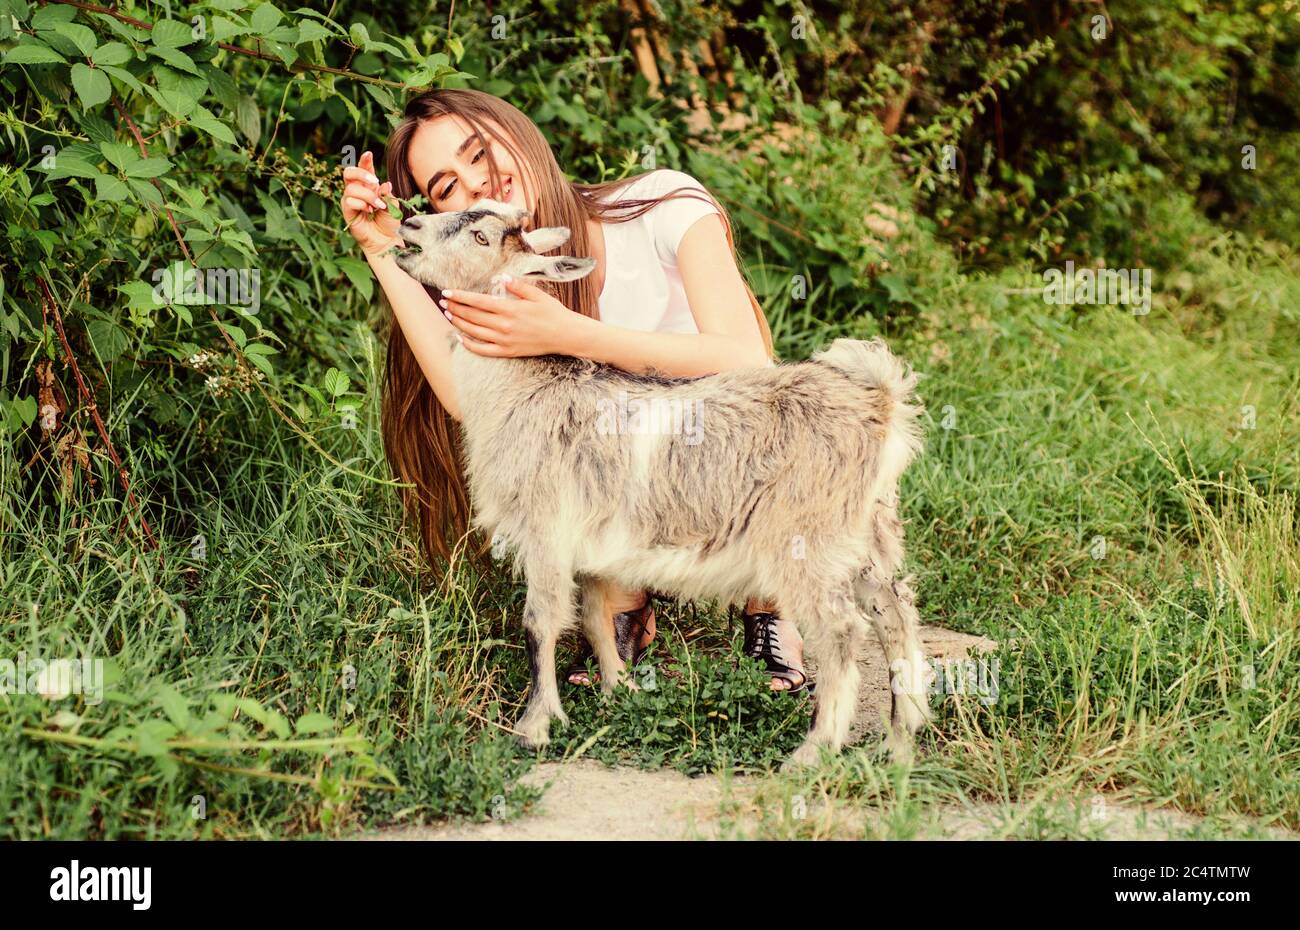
(565, 596, 655, 686)
(741, 609, 814, 694)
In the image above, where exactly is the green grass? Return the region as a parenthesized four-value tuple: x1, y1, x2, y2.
(3, 196, 1298, 838)
(548, 618, 813, 775)
(731, 220, 1300, 838)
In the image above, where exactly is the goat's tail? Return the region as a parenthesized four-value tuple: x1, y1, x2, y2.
(813, 337, 926, 468)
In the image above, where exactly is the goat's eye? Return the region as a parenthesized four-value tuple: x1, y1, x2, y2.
(473, 231, 489, 246)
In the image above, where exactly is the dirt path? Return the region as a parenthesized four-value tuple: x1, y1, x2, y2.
(376, 760, 735, 841)
(371, 625, 989, 841)
(363, 626, 1291, 841)
(370, 758, 1285, 841)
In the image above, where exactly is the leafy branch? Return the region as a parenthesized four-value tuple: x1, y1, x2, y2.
(48, 0, 409, 88)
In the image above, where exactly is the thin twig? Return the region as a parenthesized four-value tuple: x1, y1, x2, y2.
(23, 727, 365, 752)
(36, 276, 162, 558)
(461, 706, 524, 737)
(180, 756, 400, 792)
(22, 728, 400, 791)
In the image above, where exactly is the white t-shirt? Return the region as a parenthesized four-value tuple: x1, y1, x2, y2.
(595, 169, 722, 335)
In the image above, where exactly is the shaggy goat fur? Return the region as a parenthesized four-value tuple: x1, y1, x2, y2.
(393, 200, 930, 765)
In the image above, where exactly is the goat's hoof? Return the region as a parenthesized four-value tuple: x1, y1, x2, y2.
(783, 740, 828, 771)
(516, 732, 550, 752)
(602, 674, 637, 696)
(895, 691, 932, 734)
(882, 731, 915, 764)
(514, 713, 554, 750)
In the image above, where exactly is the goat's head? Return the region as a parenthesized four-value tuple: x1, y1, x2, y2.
(393, 199, 596, 294)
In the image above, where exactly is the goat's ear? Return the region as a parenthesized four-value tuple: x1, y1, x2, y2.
(522, 226, 571, 254)
(478, 198, 528, 224)
(518, 254, 597, 282)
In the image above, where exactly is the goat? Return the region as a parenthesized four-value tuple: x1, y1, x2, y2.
(392, 199, 931, 766)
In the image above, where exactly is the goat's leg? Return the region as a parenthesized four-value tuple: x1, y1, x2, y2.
(857, 489, 931, 759)
(786, 586, 863, 769)
(515, 566, 576, 749)
(577, 577, 629, 694)
(854, 571, 931, 760)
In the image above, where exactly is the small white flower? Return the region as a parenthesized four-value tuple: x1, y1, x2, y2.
(34, 659, 76, 700)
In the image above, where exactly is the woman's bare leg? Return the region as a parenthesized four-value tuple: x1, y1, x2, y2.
(567, 580, 655, 686)
(568, 588, 803, 691)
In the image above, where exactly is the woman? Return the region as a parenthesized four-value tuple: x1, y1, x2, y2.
(340, 88, 810, 692)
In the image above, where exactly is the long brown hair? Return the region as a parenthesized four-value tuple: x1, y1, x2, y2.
(380, 88, 774, 578)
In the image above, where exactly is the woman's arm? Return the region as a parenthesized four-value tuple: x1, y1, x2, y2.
(567, 316, 767, 376)
(439, 214, 770, 377)
(585, 213, 770, 374)
(341, 150, 464, 420)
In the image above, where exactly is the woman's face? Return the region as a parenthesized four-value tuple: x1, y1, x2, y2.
(406, 114, 535, 218)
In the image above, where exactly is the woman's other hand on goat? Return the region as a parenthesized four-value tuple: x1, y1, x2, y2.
(439, 276, 589, 357)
